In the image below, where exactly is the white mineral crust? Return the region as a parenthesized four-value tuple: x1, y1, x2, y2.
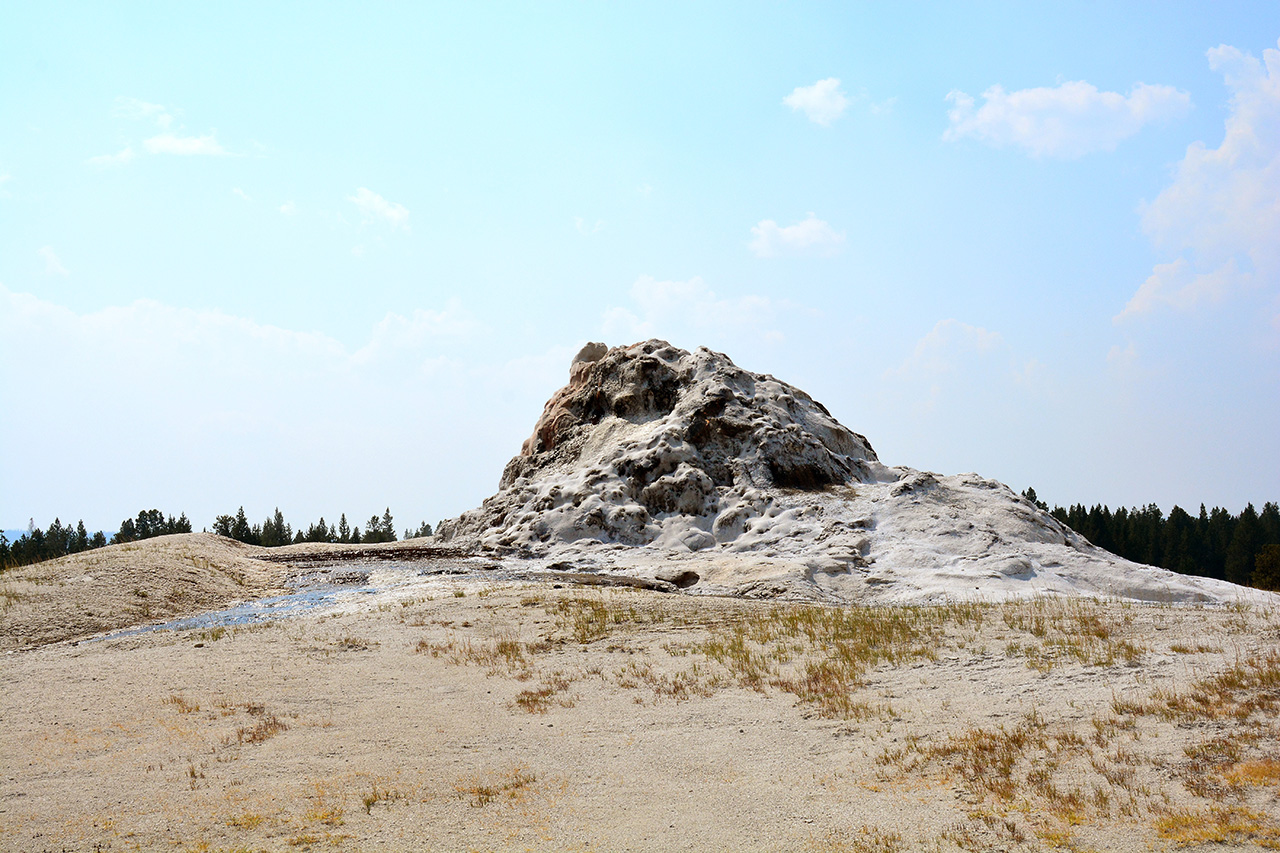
(437, 340, 1266, 606)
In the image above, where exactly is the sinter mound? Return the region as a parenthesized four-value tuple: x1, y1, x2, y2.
(439, 340, 1259, 605)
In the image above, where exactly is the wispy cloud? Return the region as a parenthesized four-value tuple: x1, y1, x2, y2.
(348, 187, 410, 230)
(944, 80, 1191, 158)
(279, 201, 297, 215)
(232, 187, 252, 201)
(113, 97, 173, 128)
(144, 133, 227, 156)
(602, 275, 785, 344)
(87, 146, 135, 167)
(884, 319, 1009, 413)
(784, 78, 850, 126)
(95, 98, 230, 162)
(1118, 38, 1280, 321)
(749, 214, 844, 258)
(38, 246, 69, 276)
(574, 216, 604, 235)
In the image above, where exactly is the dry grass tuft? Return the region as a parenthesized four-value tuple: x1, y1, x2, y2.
(454, 765, 537, 807)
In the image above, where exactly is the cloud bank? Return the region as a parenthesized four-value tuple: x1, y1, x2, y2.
(1120, 39, 1280, 321)
(945, 80, 1191, 158)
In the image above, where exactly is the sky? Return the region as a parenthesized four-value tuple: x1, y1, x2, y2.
(2, 2, 1278, 534)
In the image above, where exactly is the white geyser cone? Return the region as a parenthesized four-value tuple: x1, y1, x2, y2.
(438, 341, 1267, 606)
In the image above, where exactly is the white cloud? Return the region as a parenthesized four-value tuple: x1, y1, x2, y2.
(944, 80, 1191, 158)
(113, 97, 173, 128)
(749, 214, 844, 258)
(1118, 258, 1242, 318)
(352, 300, 477, 366)
(348, 187, 410, 230)
(889, 319, 1002, 380)
(1119, 39, 1280, 321)
(784, 78, 850, 126)
(602, 275, 782, 344)
(144, 133, 228, 156)
(87, 146, 135, 167)
(38, 246, 68, 276)
(279, 201, 297, 215)
(883, 319, 1016, 415)
(231, 187, 252, 201)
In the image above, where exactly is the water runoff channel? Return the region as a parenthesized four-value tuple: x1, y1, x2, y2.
(96, 545, 675, 641)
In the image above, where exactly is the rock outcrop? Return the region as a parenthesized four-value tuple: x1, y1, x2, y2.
(438, 341, 1261, 606)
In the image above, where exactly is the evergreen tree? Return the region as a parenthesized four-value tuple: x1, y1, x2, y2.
(1021, 487, 1048, 511)
(351, 525, 361, 544)
(1254, 545, 1280, 591)
(113, 518, 138, 544)
(1162, 506, 1196, 574)
(381, 508, 396, 542)
(338, 514, 351, 544)
(1225, 504, 1261, 586)
(229, 507, 258, 544)
(1260, 502, 1280, 547)
(259, 508, 292, 547)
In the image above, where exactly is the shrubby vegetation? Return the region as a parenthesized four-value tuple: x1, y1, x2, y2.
(1022, 488, 1280, 591)
(1, 505, 434, 570)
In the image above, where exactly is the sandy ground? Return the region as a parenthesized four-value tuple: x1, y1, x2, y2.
(3, 541, 1280, 852)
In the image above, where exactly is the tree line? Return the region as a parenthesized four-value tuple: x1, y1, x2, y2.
(210, 506, 432, 547)
(1023, 488, 1280, 590)
(5, 496, 1278, 590)
(0, 506, 434, 571)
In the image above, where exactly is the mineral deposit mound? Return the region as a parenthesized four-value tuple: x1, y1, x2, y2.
(438, 340, 1256, 605)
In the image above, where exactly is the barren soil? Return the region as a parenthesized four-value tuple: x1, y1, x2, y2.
(3, 540, 1280, 851)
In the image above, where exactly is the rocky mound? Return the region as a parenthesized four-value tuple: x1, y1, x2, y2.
(439, 341, 1262, 605)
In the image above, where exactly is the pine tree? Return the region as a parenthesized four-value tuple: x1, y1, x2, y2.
(381, 508, 396, 542)
(338, 514, 351, 544)
(1254, 545, 1280, 591)
(231, 507, 256, 544)
(1225, 504, 1261, 586)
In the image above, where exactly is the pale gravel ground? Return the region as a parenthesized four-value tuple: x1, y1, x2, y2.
(3, 573, 1279, 853)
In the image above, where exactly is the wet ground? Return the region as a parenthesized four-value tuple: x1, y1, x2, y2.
(96, 551, 674, 640)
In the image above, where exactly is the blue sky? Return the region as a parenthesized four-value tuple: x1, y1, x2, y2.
(2, 3, 1278, 533)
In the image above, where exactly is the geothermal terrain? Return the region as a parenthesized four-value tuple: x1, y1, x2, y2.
(2, 341, 1278, 852)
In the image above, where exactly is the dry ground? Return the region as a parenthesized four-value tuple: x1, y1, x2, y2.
(3, 571, 1280, 852)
